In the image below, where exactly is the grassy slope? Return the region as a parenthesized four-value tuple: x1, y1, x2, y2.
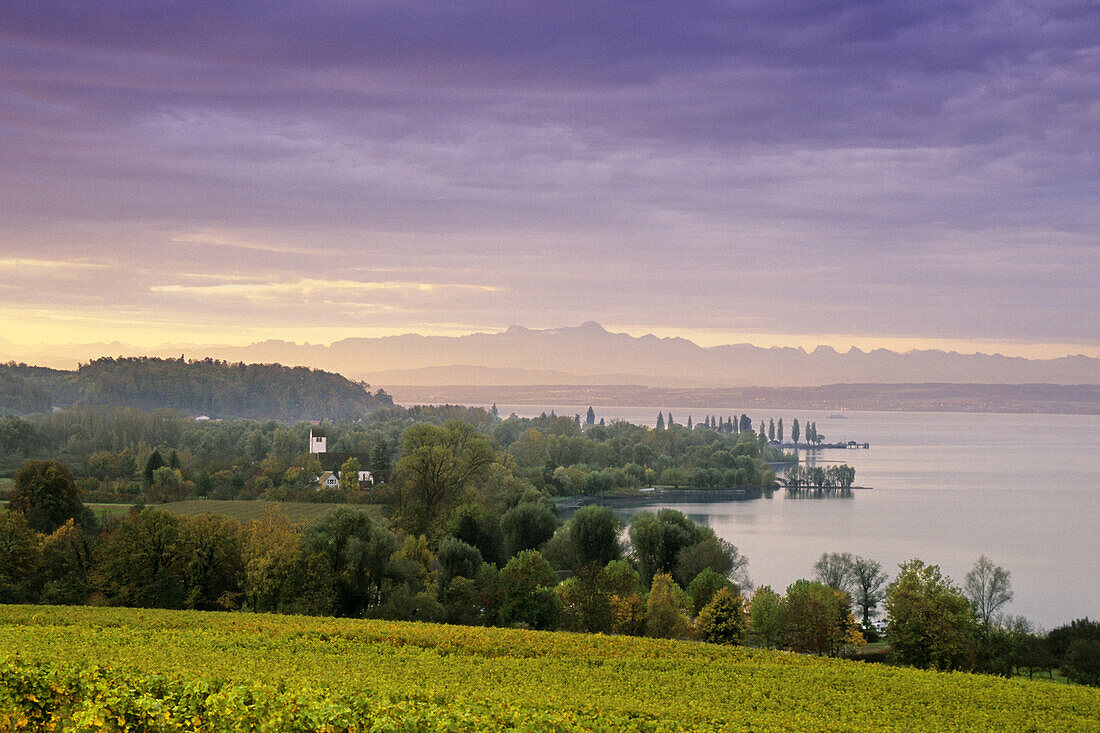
(0, 606, 1097, 732)
(0, 499, 384, 524)
(154, 499, 383, 524)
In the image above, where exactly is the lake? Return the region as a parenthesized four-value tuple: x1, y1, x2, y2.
(487, 404, 1100, 629)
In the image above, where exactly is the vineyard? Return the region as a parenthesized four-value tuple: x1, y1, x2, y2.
(0, 605, 1097, 732)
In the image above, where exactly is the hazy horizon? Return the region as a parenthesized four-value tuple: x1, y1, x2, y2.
(3, 321, 1099, 362)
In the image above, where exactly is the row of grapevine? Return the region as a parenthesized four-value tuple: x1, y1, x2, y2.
(0, 605, 1097, 732)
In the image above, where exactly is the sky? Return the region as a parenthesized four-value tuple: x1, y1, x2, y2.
(1, 1, 1097, 357)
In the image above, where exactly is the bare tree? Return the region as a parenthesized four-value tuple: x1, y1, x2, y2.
(813, 552, 854, 597)
(964, 555, 1013, 626)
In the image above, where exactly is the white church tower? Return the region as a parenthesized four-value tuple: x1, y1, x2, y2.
(309, 429, 327, 455)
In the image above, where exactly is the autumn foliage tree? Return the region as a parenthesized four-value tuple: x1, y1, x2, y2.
(886, 559, 977, 671)
(780, 580, 864, 656)
(696, 587, 746, 645)
(645, 572, 692, 639)
(9, 460, 83, 533)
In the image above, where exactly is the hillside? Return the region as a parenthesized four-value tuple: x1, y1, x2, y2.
(1, 606, 1097, 732)
(0, 357, 392, 421)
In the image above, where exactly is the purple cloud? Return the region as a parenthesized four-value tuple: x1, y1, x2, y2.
(0, 1, 1096, 349)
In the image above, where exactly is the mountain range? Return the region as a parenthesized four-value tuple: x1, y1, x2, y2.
(3, 323, 1098, 388)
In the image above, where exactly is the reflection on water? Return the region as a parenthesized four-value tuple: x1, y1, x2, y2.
(532, 407, 1100, 628)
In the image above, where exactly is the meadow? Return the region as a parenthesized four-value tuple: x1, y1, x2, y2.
(1, 605, 1097, 732)
(154, 499, 382, 524)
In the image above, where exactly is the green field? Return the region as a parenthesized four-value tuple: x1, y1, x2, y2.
(0, 606, 1096, 732)
(154, 499, 383, 524)
(1, 499, 382, 525)
(85, 503, 137, 520)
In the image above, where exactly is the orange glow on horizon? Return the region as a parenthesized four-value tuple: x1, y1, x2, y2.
(1, 309, 1097, 361)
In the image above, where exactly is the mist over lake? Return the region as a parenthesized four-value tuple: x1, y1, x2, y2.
(472, 405, 1100, 628)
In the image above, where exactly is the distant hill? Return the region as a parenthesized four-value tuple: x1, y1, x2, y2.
(4, 322, 1100, 388)
(0, 357, 392, 421)
(387, 382, 1100, 415)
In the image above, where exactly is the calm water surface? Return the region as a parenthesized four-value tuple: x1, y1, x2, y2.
(486, 405, 1100, 628)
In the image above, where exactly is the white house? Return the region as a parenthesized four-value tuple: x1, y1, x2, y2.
(319, 471, 340, 489)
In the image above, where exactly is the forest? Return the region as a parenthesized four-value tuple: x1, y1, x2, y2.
(0, 400, 792, 500)
(0, 357, 392, 422)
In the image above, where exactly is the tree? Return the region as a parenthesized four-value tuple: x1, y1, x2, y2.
(964, 555, 1013, 627)
(813, 552, 854, 597)
(449, 503, 503, 565)
(568, 505, 621, 567)
(338, 456, 361, 492)
(436, 536, 483, 590)
(369, 437, 392, 483)
(10, 459, 83, 534)
(39, 519, 93, 605)
(149, 466, 182, 502)
(696, 587, 746, 645)
(301, 507, 398, 616)
(0, 511, 41, 603)
(687, 416, 693, 430)
(645, 572, 692, 639)
(178, 513, 243, 611)
(675, 536, 747, 591)
(241, 506, 302, 613)
(791, 419, 800, 445)
(777, 418, 783, 443)
(1047, 618, 1100, 662)
(143, 450, 165, 484)
(500, 502, 558, 559)
(628, 509, 748, 591)
(585, 407, 595, 426)
(440, 575, 483, 626)
(687, 567, 735, 615)
(780, 580, 863, 656)
(96, 509, 185, 608)
(271, 428, 301, 462)
(768, 419, 775, 442)
(496, 550, 562, 630)
(849, 556, 888, 629)
(0, 415, 44, 458)
(556, 561, 615, 633)
(395, 421, 494, 534)
(1063, 639, 1100, 686)
(656, 412, 665, 430)
(886, 559, 977, 670)
(748, 586, 783, 648)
